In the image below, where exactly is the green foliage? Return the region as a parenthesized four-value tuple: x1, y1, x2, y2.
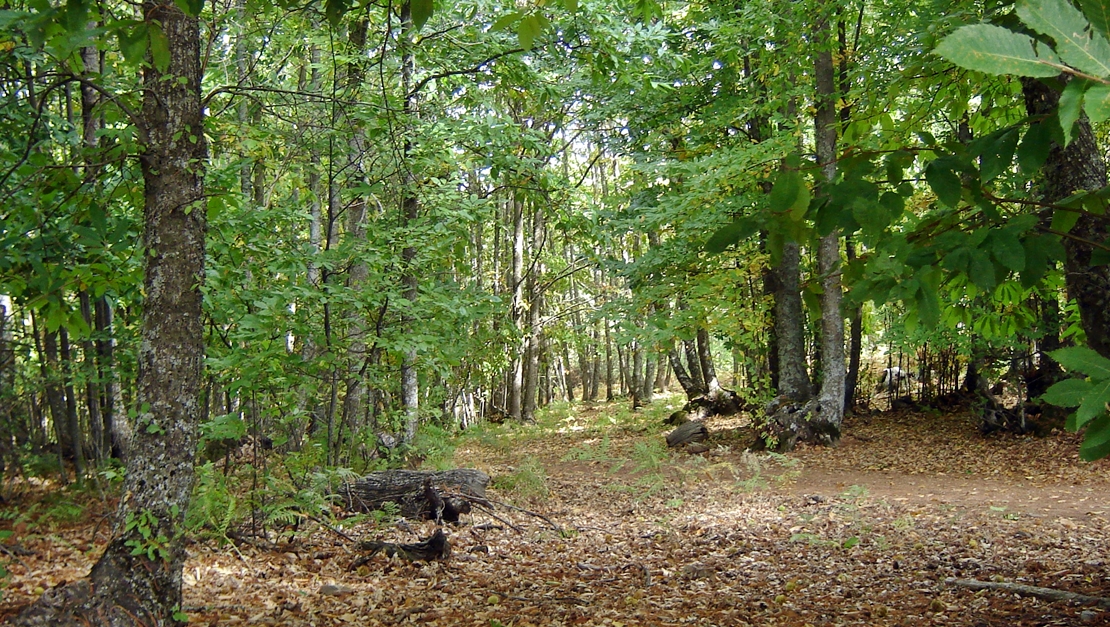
(1042, 347, 1110, 460)
(409, 424, 458, 470)
(936, 0, 1110, 144)
(492, 456, 549, 502)
(124, 509, 172, 562)
(187, 463, 237, 538)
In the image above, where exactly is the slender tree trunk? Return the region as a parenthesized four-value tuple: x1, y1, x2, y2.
(696, 327, 720, 394)
(342, 21, 370, 439)
(844, 238, 863, 410)
(59, 327, 86, 480)
(94, 297, 128, 459)
(39, 325, 72, 463)
(400, 0, 420, 441)
(683, 338, 706, 394)
(79, 292, 104, 464)
(604, 320, 614, 401)
(508, 197, 525, 418)
(669, 348, 699, 397)
(522, 203, 545, 422)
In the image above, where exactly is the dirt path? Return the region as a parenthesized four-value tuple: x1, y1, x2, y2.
(2, 401, 1109, 626)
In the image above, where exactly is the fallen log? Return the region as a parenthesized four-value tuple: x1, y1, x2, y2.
(666, 420, 708, 448)
(351, 529, 451, 567)
(945, 578, 1110, 609)
(339, 469, 489, 522)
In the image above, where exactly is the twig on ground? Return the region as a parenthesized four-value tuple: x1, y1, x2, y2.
(946, 578, 1110, 608)
(467, 494, 563, 533)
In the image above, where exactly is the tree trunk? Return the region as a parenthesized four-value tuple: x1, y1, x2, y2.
(12, 1, 206, 623)
(38, 324, 72, 472)
(604, 320, 614, 401)
(400, 0, 420, 441)
(508, 197, 525, 418)
(79, 292, 104, 464)
(696, 327, 720, 393)
(812, 6, 845, 439)
(669, 348, 700, 397)
(1022, 77, 1110, 358)
(774, 240, 811, 400)
(682, 337, 706, 394)
(844, 238, 863, 410)
(94, 297, 128, 460)
(59, 327, 86, 480)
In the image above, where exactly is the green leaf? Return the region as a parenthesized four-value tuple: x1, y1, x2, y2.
(916, 282, 941, 327)
(1091, 244, 1110, 265)
(934, 24, 1062, 77)
(1017, 122, 1053, 173)
(1080, 413, 1110, 460)
(1049, 345, 1110, 378)
(1021, 235, 1049, 286)
(1019, 0, 1110, 78)
(1042, 377, 1095, 406)
(1059, 78, 1088, 146)
(925, 160, 963, 207)
(1051, 207, 1082, 233)
(563, 0, 579, 12)
(769, 169, 803, 214)
(117, 22, 148, 65)
(175, 0, 204, 16)
(325, 0, 349, 27)
(980, 128, 1020, 182)
(1076, 377, 1110, 427)
(411, 0, 433, 30)
(968, 248, 997, 290)
(149, 23, 170, 73)
(517, 14, 542, 49)
(705, 218, 759, 253)
(879, 191, 905, 223)
(991, 229, 1026, 271)
(1085, 82, 1110, 123)
(852, 198, 889, 235)
(1082, 0, 1110, 39)
(491, 11, 520, 30)
(790, 181, 810, 221)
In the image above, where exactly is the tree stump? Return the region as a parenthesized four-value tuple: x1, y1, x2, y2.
(666, 420, 708, 448)
(338, 469, 489, 522)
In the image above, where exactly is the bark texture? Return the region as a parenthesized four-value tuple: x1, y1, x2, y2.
(11, 1, 206, 624)
(774, 240, 811, 401)
(813, 7, 845, 440)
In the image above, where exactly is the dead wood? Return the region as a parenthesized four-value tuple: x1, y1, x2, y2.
(666, 420, 708, 448)
(351, 529, 451, 567)
(946, 578, 1110, 608)
(339, 469, 488, 522)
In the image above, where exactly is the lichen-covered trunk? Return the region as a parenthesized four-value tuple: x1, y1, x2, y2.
(12, 1, 205, 624)
(812, 6, 845, 438)
(1022, 77, 1110, 358)
(774, 240, 811, 401)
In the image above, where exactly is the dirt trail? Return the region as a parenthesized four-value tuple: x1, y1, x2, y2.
(2, 401, 1109, 626)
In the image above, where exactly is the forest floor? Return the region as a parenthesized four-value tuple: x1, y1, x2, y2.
(2, 395, 1110, 626)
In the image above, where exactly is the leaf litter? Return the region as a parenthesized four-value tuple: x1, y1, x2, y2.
(1, 400, 1109, 626)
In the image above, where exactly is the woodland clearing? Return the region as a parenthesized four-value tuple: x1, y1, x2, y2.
(1, 397, 1108, 627)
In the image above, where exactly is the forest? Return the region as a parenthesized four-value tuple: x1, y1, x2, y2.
(2, 0, 1110, 623)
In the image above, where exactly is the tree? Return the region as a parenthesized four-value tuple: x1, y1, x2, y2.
(935, 0, 1110, 459)
(11, 0, 206, 623)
